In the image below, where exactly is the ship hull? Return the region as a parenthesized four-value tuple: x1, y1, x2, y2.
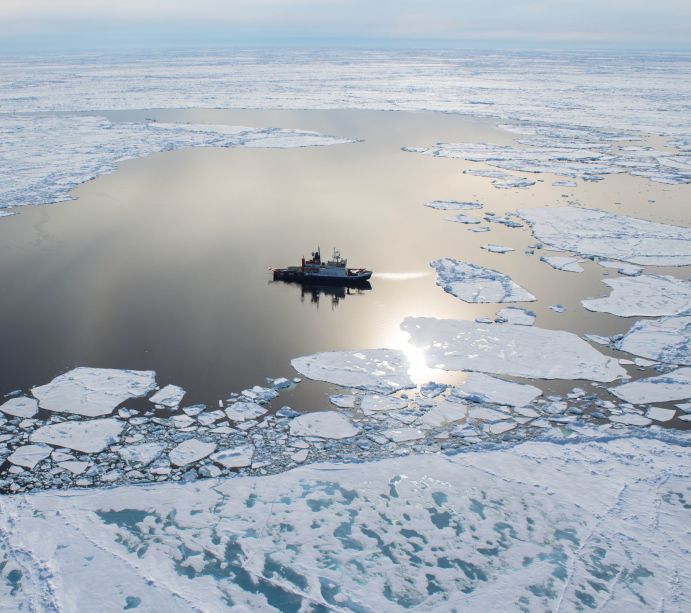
(273, 269, 372, 285)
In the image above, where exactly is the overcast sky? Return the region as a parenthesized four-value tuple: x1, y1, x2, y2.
(2, 0, 690, 51)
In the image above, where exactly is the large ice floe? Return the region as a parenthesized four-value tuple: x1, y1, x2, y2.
(291, 349, 414, 394)
(0, 436, 688, 612)
(0, 114, 355, 216)
(289, 411, 359, 439)
(517, 206, 691, 266)
(402, 317, 626, 381)
(616, 313, 691, 365)
(453, 373, 542, 407)
(610, 367, 691, 404)
(31, 367, 157, 417)
(30, 418, 124, 453)
(431, 258, 535, 303)
(582, 275, 691, 317)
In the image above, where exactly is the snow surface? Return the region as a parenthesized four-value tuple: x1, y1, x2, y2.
(453, 373, 542, 407)
(2, 436, 687, 611)
(540, 255, 584, 273)
(518, 207, 691, 266)
(402, 317, 626, 382)
(291, 349, 414, 394)
(582, 275, 691, 317)
(30, 418, 124, 453)
(31, 367, 157, 417)
(610, 367, 691, 404)
(616, 314, 691, 365)
(431, 258, 535, 303)
(0, 396, 38, 418)
(289, 411, 359, 439)
(149, 384, 186, 408)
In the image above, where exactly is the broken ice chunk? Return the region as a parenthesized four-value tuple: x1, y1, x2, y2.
(210, 445, 255, 469)
(609, 414, 652, 426)
(289, 412, 358, 439)
(30, 418, 124, 453)
(582, 275, 691, 317)
(0, 396, 38, 418)
(118, 442, 165, 466)
(425, 200, 483, 210)
(453, 373, 541, 407)
(610, 367, 691, 404)
(597, 260, 643, 276)
(149, 384, 186, 408)
(485, 421, 517, 435)
(468, 407, 511, 422)
(645, 407, 676, 422)
(31, 367, 157, 417)
(401, 317, 626, 382)
(58, 460, 90, 475)
(169, 439, 216, 467)
(540, 256, 584, 273)
(431, 259, 535, 303)
(446, 213, 481, 224)
(360, 395, 408, 415)
(329, 395, 358, 409)
(481, 244, 514, 254)
(495, 307, 536, 326)
(616, 314, 691, 366)
(419, 400, 467, 427)
(382, 427, 425, 442)
(291, 349, 414, 394)
(8, 444, 52, 469)
(225, 401, 267, 422)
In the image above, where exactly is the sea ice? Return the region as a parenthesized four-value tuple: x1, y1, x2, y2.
(419, 400, 468, 427)
(611, 367, 691, 404)
(468, 407, 511, 422)
(617, 314, 691, 366)
(540, 255, 584, 273)
(291, 349, 414, 394)
(210, 445, 255, 469)
(329, 394, 358, 409)
(453, 373, 542, 407)
(425, 200, 483, 210)
(597, 260, 643, 276)
(31, 367, 157, 417)
(495, 307, 536, 326)
(645, 407, 676, 422)
(609, 414, 652, 426)
(402, 317, 626, 382)
(30, 418, 124, 453)
(382, 427, 425, 442)
(481, 244, 514, 254)
(225, 401, 267, 422)
(582, 275, 691, 317)
(360, 395, 408, 415)
(7, 444, 52, 470)
(0, 396, 38, 418)
(485, 421, 517, 435)
(168, 439, 216, 467)
(149, 384, 186, 408)
(289, 411, 359, 439)
(118, 442, 166, 466)
(446, 213, 481, 224)
(518, 207, 691, 266)
(431, 258, 535, 303)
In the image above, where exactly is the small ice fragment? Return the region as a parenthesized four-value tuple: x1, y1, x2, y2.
(468, 407, 510, 422)
(485, 421, 516, 434)
(645, 407, 676, 422)
(609, 414, 652, 426)
(597, 260, 643, 276)
(273, 377, 292, 389)
(550, 304, 566, 313)
(495, 307, 536, 326)
(169, 439, 216, 467)
(210, 445, 254, 469)
(453, 373, 541, 407)
(276, 406, 301, 418)
(446, 213, 481, 224)
(59, 461, 90, 475)
(289, 411, 358, 439)
(329, 395, 357, 409)
(149, 384, 186, 408)
(540, 256, 584, 273)
(225, 401, 267, 422)
(171, 415, 195, 429)
(0, 396, 38, 418)
(118, 442, 165, 466)
(553, 180, 577, 187)
(8, 444, 52, 469)
(360, 395, 408, 415)
(481, 244, 514, 254)
(31, 418, 124, 453)
(291, 449, 309, 463)
(383, 427, 425, 442)
(425, 200, 483, 210)
(610, 367, 691, 404)
(420, 400, 467, 427)
(182, 404, 206, 416)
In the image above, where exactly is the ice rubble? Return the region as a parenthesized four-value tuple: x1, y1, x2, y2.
(431, 258, 535, 303)
(424, 200, 483, 210)
(31, 367, 157, 417)
(582, 275, 691, 317)
(289, 412, 359, 439)
(540, 255, 584, 273)
(0, 114, 355, 216)
(495, 307, 535, 326)
(0, 396, 38, 418)
(616, 314, 691, 365)
(610, 367, 691, 404)
(401, 317, 626, 382)
(1, 436, 688, 612)
(149, 384, 186, 408)
(453, 373, 542, 407)
(517, 206, 691, 266)
(291, 349, 414, 394)
(30, 418, 124, 453)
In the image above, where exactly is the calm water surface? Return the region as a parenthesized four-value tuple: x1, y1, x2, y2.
(1, 109, 689, 414)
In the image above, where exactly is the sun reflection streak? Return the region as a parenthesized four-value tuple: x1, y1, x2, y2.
(387, 328, 439, 386)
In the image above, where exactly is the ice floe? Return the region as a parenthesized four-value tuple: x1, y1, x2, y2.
(431, 258, 535, 303)
(118, 442, 166, 466)
(453, 373, 542, 407)
(425, 200, 483, 210)
(30, 418, 124, 453)
(419, 400, 468, 427)
(31, 367, 157, 417)
(446, 213, 482, 224)
(225, 401, 268, 422)
(289, 411, 359, 439)
(518, 207, 691, 266)
(7, 444, 52, 469)
(210, 445, 255, 469)
(597, 260, 643, 276)
(582, 275, 691, 317)
(481, 244, 514, 254)
(645, 407, 676, 422)
(495, 307, 536, 326)
(360, 394, 408, 415)
(540, 255, 584, 273)
(148, 384, 186, 408)
(616, 314, 691, 365)
(0, 396, 38, 418)
(402, 317, 626, 382)
(168, 439, 216, 467)
(611, 367, 691, 404)
(291, 349, 414, 394)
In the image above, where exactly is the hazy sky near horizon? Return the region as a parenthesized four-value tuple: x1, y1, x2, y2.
(2, 0, 690, 50)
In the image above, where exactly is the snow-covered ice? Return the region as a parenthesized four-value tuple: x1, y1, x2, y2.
(453, 373, 542, 407)
(360, 394, 408, 415)
(597, 260, 643, 276)
(495, 307, 536, 326)
(329, 394, 358, 409)
(609, 414, 652, 426)
(383, 427, 425, 442)
(540, 255, 584, 273)
(610, 367, 691, 404)
(168, 439, 216, 467)
(446, 213, 482, 224)
(616, 314, 691, 366)
(402, 317, 626, 382)
(0, 396, 38, 418)
(30, 418, 124, 453)
(148, 384, 186, 408)
(7, 444, 52, 470)
(118, 442, 166, 466)
(225, 401, 268, 422)
(419, 400, 468, 427)
(518, 207, 691, 266)
(31, 367, 157, 417)
(210, 445, 255, 469)
(291, 349, 414, 394)
(645, 407, 676, 422)
(582, 275, 691, 317)
(481, 244, 514, 254)
(289, 411, 359, 439)
(425, 200, 483, 210)
(431, 258, 535, 303)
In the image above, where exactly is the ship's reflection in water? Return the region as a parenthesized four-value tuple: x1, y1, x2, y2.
(275, 281, 372, 309)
